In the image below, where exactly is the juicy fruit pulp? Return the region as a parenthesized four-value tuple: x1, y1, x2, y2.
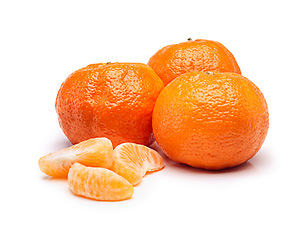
(40, 38, 270, 202)
(39, 138, 164, 201)
(38, 138, 113, 178)
(68, 163, 134, 201)
(110, 143, 164, 185)
(152, 71, 269, 170)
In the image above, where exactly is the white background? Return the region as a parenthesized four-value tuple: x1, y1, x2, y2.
(1, 0, 296, 239)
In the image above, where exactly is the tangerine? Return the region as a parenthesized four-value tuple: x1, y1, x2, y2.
(152, 71, 269, 170)
(55, 62, 164, 146)
(148, 39, 241, 86)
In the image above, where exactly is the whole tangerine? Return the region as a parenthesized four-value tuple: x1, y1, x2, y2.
(56, 62, 164, 147)
(152, 71, 269, 170)
(148, 39, 241, 86)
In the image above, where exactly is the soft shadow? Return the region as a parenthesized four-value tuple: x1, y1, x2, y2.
(41, 175, 67, 182)
(248, 147, 271, 169)
(149, 142, 259, 175)
(67, 188, 134, 202)
(48, 137, 72, 152)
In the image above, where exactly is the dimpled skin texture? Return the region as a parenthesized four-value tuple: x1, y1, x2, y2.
(152, 71, 269, 170)
(148, 39, 241, 86)
(56, 63, 164, 147)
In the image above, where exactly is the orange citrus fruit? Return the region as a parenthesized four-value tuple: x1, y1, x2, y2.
(110, 143, 164, 185)
(55, 62, 164, 147)
(152, 71, 269, 170)
(148, 39, 241, 86)
(68, 163, 134, 201)
(38, 137, 113, 178)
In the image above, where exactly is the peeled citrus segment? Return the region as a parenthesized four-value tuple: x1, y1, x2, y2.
(110, 143, 164, 186)
(38, 137, 113, 178)
(68, 163, 134, 201)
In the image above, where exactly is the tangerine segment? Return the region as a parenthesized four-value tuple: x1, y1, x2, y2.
(68, 163, 134, 201)
(38, 137, 113, 178)
(110, 143, 164, 186)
